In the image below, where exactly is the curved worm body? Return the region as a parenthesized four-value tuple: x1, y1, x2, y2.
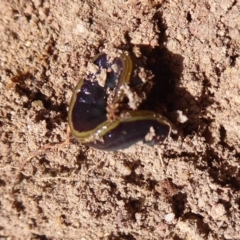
(68, 52, 174, 151)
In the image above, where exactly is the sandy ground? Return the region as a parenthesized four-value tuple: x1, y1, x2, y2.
(0, 0, 240, 239)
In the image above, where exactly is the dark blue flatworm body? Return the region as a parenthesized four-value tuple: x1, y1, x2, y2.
(68, 52, 174, 151)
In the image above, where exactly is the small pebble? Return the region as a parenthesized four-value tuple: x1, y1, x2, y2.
(164, 213, 175, 223)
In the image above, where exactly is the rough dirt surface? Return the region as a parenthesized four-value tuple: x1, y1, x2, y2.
(0, 0, 240, 239)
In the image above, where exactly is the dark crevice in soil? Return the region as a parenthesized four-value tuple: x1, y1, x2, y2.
(172, 192, 187, 218)
(173, 236, 184, 240)
(31, 234, 48, 240)
(204, 148, 240, 190)
(186, 12, 192, 22)
(13, 200, 25, 212)
(181, 212, 211, 237)
(230, 54, 239, 67)
(108, 232, 136, 240)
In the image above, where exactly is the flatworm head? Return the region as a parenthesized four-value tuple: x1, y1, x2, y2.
(68, 52, 174, 151)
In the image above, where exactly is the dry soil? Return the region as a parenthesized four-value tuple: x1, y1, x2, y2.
(0, 0, 240, 239)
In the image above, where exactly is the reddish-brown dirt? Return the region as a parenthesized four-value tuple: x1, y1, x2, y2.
(0, 0, 240, 239)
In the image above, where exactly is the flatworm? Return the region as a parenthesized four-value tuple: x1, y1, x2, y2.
(68, 52, 174, 151)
